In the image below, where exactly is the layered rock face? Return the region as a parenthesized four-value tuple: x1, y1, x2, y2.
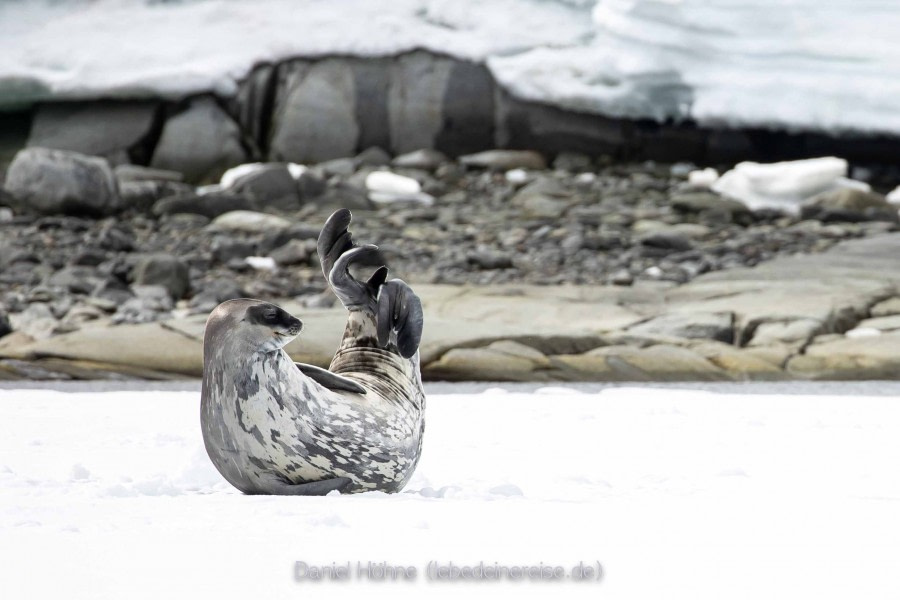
(4, 50, 900, 186)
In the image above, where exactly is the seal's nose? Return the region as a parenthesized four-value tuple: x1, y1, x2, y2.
(289, 319, 302, 336)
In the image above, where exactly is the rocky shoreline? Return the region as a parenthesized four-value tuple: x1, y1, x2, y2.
(1, 143, 899, 381)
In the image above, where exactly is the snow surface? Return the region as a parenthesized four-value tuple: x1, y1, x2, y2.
(2, 385, 899, 599)
(2, 0, 898, 135)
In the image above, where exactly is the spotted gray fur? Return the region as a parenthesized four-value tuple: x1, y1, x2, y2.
(200, 299, 425, 495)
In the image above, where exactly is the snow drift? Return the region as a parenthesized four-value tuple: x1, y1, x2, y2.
(1, 0, 897, 137)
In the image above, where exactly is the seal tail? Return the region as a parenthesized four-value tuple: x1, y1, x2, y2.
(376, 279, 424, 359)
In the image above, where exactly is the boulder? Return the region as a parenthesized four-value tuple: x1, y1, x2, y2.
(4, 147, 120, 216)
(434, 59, 495, 155)
(388, 51, 453, 155)
(150, 97, 247, 183)
(801, 188, 899, 223)
(131, 254, 190, 300)
(229, 63, 276, 155)
(229, 164, 300, 212)
(269, 59, 359, 163)
(27, 101, 159, 164)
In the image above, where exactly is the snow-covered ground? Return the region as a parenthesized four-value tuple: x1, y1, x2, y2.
(2, 383, 899, 599)
(2, 0, 899, 135)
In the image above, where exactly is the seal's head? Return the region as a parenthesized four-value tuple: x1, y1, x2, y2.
(205, 299, 303, 355)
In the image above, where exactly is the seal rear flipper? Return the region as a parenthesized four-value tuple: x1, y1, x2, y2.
(317, 209, 386, 310)
(250, 476, 352, 496)
(376, 279, 424, 359)
(295, 362, 367, 395)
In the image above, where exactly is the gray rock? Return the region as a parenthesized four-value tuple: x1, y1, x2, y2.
(211, 238, 256, 263)
(47, 266, 102, 295)
(355, 146, 392, 166)
(388, 51, 453, 155)
(27, 101, 159, 164)
(0, 311, 11, 339)
(113, 286, 175, 324)
(295, 169, 327, 200)
(392, 149, 448, 171)
(257, 223, 321, 254)
(270, 239, 315, 266)
(671, 191, 753, 223)
(628, 312, 735, 343)
(119, 180, 193, 213)
(639, 231, 694, 253)
(609, 268, 634, 286)
(151, 97, 247, 183)
(153, 193, 254, 219)
(8, 303, 59, 340)
(495, 91, 631, 157)
(314, 183, 371, 210)
(92, 278, 133, 305)
(552, 152, 592, 172)
(114, 164, 184, 184)
(4, 147, 120, 216)
(747, 318, 822, 350)
(131, 255, 190, 300)
(270, 59, 359, 163)
(435, 59, 495, 155)
(852, 314, 900, 333)
(189, 279, 245, 312)
(511, 177, 572, 218)
(351, 59, 391, 153)
(229, 164, 300, 212)
(467, 249, 514, 270)
(870, 297, 900, 318)
(229, 63, 276, 155)
(801, 188, 899, 223)
(209, 210, 292, 233)
(787, 332, 900, 380)
(318, 158, 358, 177)
(459, 150, 547, 171)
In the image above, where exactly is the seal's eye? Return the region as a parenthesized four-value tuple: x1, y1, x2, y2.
(265, 310, 278, 322)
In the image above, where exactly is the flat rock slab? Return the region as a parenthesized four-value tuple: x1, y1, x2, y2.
(2, 234, 900, 381)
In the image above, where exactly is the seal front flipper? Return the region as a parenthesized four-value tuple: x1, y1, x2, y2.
(295, 362, 367, 394)
(376, 279, 424, 359)
(249, 475, 352, 496)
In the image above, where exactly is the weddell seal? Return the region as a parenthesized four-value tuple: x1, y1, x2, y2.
(200, 209, 425, 495)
